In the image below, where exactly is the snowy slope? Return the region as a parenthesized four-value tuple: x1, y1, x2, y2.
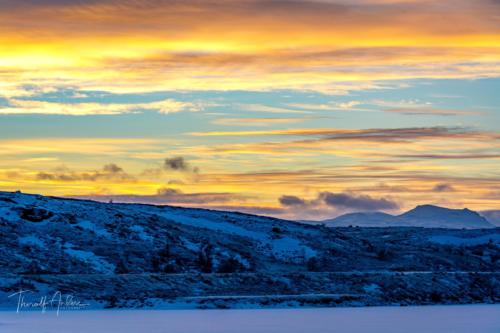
(0, 190, 498, 275)
(0, 191, 324, 275)
(0, 191, 499, 309)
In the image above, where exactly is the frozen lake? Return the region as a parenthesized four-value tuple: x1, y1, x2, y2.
(0, 305, 499, 333)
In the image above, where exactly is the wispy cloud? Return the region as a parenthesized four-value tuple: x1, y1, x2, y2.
(395, 153, 500, 159)
(0, 98, 206, 115)
(238, 104, 312, 114)
(385, 108, 480, 116)
(365, 99, 481, 116)
(287, 101, 369, 112)
(79, 188, 245, 205)
(189, 126, 496, 142)
(36, 164, 134, 182)
(212, 117, 308, 126)
(0, 138, 162, 157)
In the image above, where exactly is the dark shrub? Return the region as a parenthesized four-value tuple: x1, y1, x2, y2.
(18, 207, 53, 222)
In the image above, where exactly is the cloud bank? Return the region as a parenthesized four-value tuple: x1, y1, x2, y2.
(279, 191, 399, 218)
(0, 0, 499, 95)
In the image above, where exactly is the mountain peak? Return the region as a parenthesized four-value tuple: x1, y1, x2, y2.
(416, 204, 440, 208)
(398, 205, 491, 228)
(402, 205, 482, 218)
(325, 204, 494, 229)
(411, 204, 452, 212)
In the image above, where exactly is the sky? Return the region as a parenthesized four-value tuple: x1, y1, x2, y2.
(0, 0, 499, 220)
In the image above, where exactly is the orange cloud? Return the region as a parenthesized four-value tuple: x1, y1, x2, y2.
(0, 0, 499, 94)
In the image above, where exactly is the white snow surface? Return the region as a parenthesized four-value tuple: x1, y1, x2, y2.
(129, 225, 153, 241)
(0, 191, 318, 264)
(76, 220, 111, 238)
(63, 243, 115, 273)
(270, 236, 317, 261)
(18, 235, 45, 248)
(156, 210, 316, 262)
(0, 305, 498, 333)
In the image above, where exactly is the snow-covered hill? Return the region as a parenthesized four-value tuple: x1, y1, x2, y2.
(0, 191, 498, 275)
(0, 191, 498, 309)
(322, 205, 494, 229)
(0, 191, 324, 275)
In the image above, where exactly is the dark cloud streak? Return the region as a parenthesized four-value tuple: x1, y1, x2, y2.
(319, 192, 399, 210)
(279, 195, 307, 207)
(80, 187, 243, 205)
(36, 163, 134, 182)
(433, 183, 455, 192)
(279, 191, 399, 212)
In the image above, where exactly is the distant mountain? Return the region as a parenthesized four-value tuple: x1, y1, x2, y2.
(323, 205, 494, 229)
(481, 210, 500, 227)
(399, 205, 493, 229)
(326, 212, 398, 227)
